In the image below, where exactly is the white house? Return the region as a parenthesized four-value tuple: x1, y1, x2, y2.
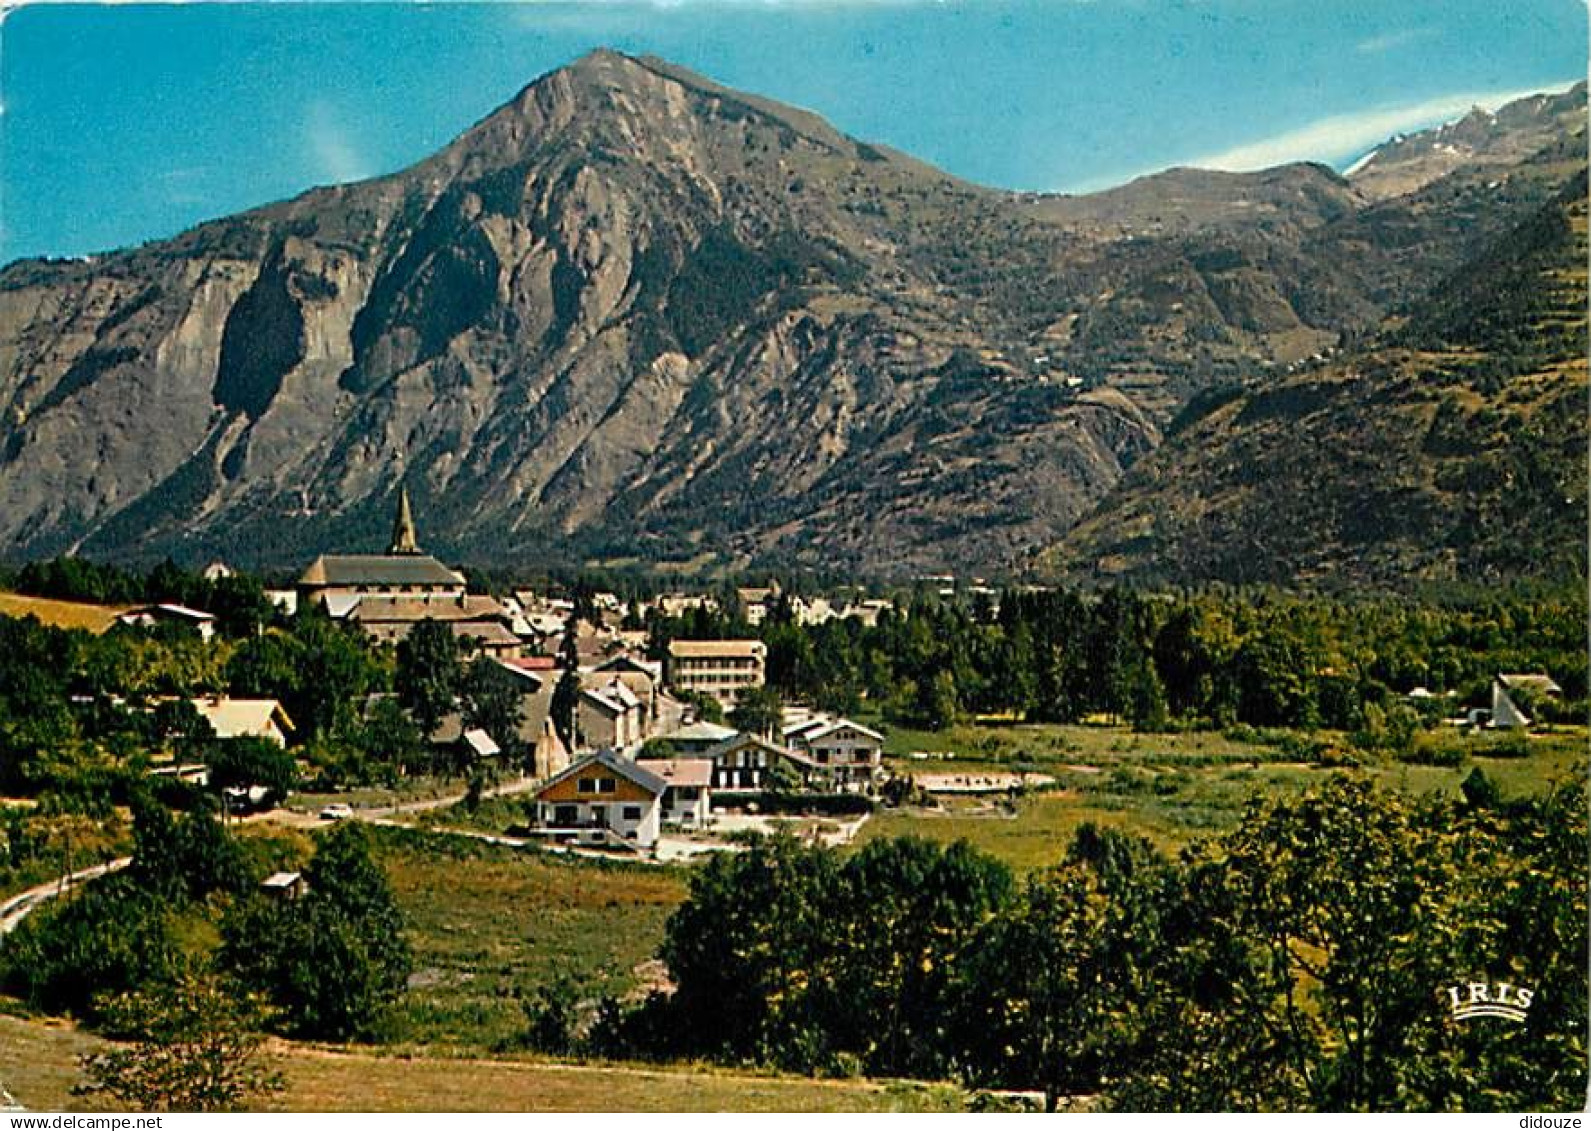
(1489, 682, 1532, 730)
(1497, 672, 1562, 698)
(661, 719, 738, 755)
(666, 639, 767, 707)
(699, 731, 807, 791)
(646, 759, 715, 827)
(117, 604, 217, 641)
(785, 717, 886, 792)
(533, 750, 667, 849)
(579, 677, 647, 751)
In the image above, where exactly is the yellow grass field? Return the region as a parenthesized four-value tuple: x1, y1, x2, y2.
(0, 1013, 965, 1113)
(0, 592, 131, 634)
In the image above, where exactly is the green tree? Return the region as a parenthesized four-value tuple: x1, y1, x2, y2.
(149, 699, 216, 761)
(222, 823, 410, 1041)
(462, 656, 524, 761)
(1125, 659, 1170, 733)
(0, 875, 179, 1022)
(76, 968, 283, 1113)
(208, 737, 299, 806)
(1232, 631, 1319, 728)
(129, 793, 248, 903)
(395, 620, 462, 740)
(728, 685, 783, 738)
(228, 617, 379, 740)
(353, 697, 423, 784)
(826, 837, 1011, 1078)
(659, 834, 841, 1065)
(956, 865, 1121, 1110)
(922, 669, 960, 731)
(550, 621, 582, 748)
(679, 690, 725, 726)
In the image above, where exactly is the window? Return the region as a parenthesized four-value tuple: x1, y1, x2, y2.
(622, 806, 642, 821)
(578, 779, 595, 794)
(598, 778, 616, 794)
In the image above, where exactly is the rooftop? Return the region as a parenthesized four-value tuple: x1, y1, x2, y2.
(190, 697, 294, 739)
(537, 748, 667, 798)
(667, 639, 766, 659)
(462, 729, 502, 758)
(120, 603, 215, 622)
(640, 758, 714, 788)
(450, 621, 522, 648)
(299, 553, 466, 588)
(352, 594, 505, 623)
(1497, 673, 1562, 695)
(667, 720, 739, 743)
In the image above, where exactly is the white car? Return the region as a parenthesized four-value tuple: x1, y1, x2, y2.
(319, 803, 354, 821)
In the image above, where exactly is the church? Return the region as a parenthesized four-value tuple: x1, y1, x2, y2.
(296, 488, 468, 616)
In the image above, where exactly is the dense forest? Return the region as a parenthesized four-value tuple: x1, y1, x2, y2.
(651, 584, 1589, 740)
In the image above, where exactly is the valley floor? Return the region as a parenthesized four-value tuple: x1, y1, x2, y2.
(4, 719, 1580, 1112)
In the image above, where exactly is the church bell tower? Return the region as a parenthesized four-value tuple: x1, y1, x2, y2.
(389, 485, 421, 555)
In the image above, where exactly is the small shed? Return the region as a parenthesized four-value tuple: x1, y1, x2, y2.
(261, 871, 305, 900)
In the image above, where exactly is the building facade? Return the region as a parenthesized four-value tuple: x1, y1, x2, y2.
(666, 639, 767, 706)
(785, 718, 885, 792)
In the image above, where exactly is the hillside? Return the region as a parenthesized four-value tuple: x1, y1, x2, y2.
(1042, 169, 1589, 589)
(0, 52, 1583, 578)
(0, 592, 130, 634)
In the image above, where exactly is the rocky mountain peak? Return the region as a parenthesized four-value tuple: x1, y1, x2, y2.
(1348, 83, 1587, 200)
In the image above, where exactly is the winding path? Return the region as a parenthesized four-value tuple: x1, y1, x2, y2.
(0, 858, 131, 938)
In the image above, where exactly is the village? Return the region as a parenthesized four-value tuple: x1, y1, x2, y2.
(129, 490, 917, 859)
(111, 488, 1574, 873)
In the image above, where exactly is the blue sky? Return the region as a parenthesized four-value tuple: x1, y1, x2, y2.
(0, 0, 1584, 264)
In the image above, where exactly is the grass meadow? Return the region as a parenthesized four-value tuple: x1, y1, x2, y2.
(865, 720, 1586, 870)
(0, 1011, 968, 1112)
(368, 828, 688, 1053)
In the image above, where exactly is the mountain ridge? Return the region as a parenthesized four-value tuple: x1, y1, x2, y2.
(1041, 167, 1589, 589)
(0, 52, 1583, 581)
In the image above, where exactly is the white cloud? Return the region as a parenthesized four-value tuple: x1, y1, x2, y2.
(306, 101, 370, 185)
(1354, 28, 1434, 54)
(1180, 83, 1578, 174)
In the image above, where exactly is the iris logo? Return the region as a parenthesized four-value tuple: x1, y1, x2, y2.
(1445, 980, 1534, 1023)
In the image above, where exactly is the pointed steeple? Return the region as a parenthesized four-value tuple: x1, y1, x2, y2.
(389, 485, 420, 555)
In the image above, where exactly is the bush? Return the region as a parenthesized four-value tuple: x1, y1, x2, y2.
(76, 969, 283, 1112)
(1, 876, 180, 1022)
(746, 792, 875, 817)
(1477, 730, 1531, 759)
(511, 972, 584, 1055)
(1397, 733, 1468, 767)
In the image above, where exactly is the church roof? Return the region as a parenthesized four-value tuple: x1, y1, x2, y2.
(298, 554, 465, 588)
(351, 594, 504, 623)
